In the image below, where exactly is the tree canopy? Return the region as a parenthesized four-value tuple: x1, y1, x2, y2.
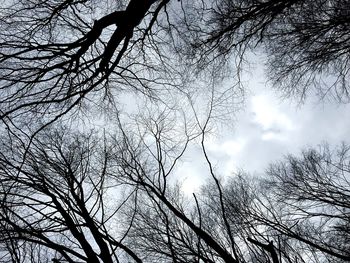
(0, 0, 350, 262)
(1, 0, 349, 131)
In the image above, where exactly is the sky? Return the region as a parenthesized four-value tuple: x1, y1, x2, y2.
(85, 54, 350, 195)
(176, 61, 350, 194)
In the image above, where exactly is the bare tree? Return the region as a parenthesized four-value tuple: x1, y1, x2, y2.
(178, 0, 350, 102)
(1, 0, 349, 141)
(0, 127, 142, 263)
(1, 0, 350, 262)
(122, 137, 350, 263)
(0, 0, 187, 133)
(6, 0, 349, 133)
(2, 105, 350, 263)
(257, 143, 350, 262)
(111, 103, 283, 263)
(123, 162, 288, 263)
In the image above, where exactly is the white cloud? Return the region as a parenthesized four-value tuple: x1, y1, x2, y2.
(261, 131, 285, 141)
(206, 138, 245, 157)
(174, 160, 205, 195)
(221, 140, 245, 156)
(175, 66, 350, 188)
(251, 95, 295, 132)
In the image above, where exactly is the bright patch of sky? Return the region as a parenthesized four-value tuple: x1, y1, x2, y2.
(178, 64, 350, 194)
(251, 95, 295, 136)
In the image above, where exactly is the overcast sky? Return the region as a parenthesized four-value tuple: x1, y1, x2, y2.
(175, 61, 350, 194)
(96, 54, 350, 195)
